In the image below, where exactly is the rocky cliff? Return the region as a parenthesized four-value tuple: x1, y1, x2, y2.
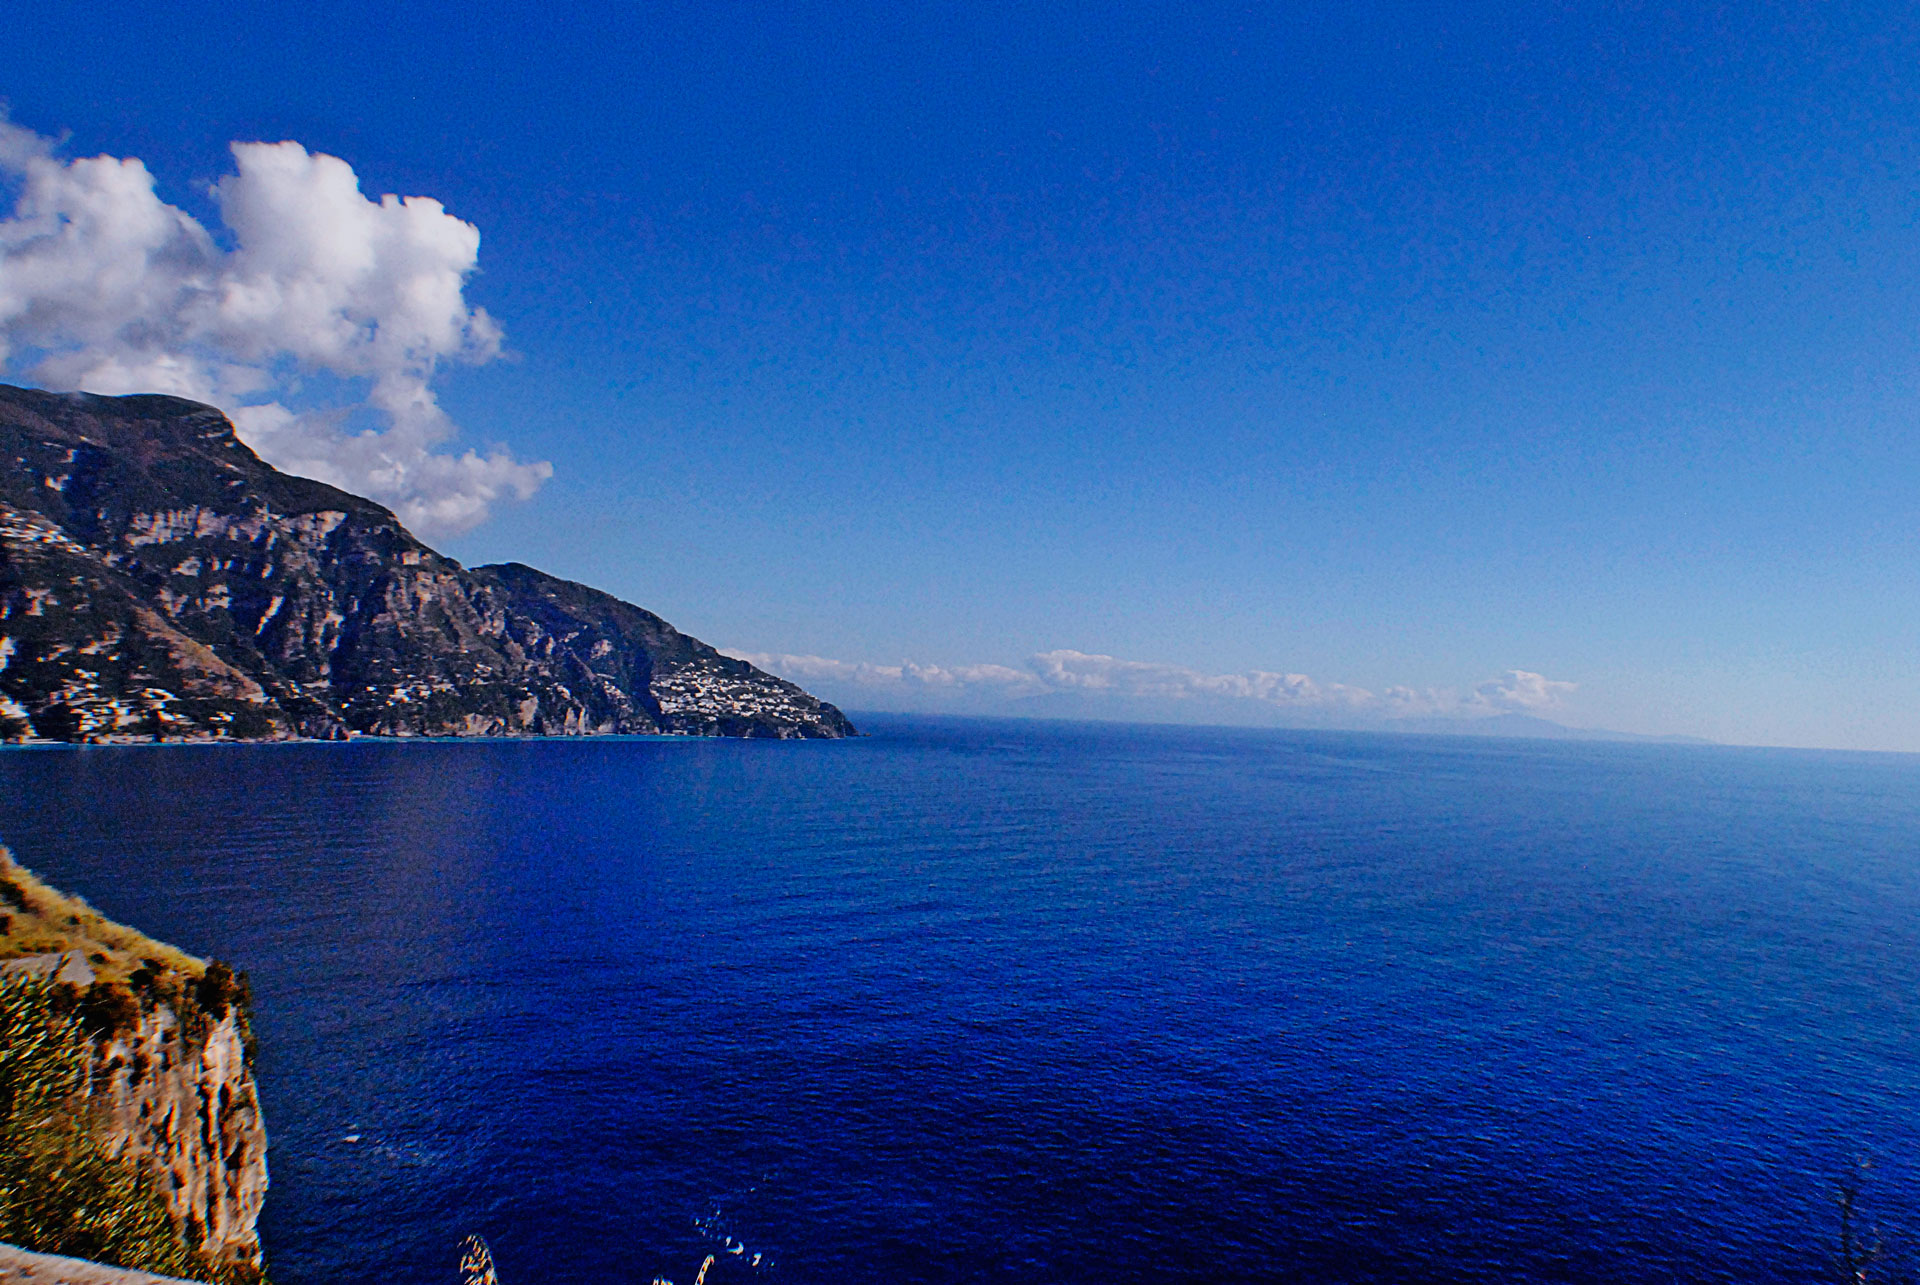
(0, 384, 854, 741)
(0, 851, 266, 1282)
(84, 999, 265, 1275)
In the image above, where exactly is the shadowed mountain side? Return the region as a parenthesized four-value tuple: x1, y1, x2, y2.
(0, 385, 853, 741)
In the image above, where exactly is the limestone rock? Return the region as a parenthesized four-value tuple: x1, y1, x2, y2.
(80, 1006, 267, 1274)
(0, 950, 95, 985)
(0, 1243, 207, 1285)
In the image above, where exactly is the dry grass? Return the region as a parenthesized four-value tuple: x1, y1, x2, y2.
(0, 846, 205, 983)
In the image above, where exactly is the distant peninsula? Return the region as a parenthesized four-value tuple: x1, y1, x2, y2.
(0, 385, 854, 742)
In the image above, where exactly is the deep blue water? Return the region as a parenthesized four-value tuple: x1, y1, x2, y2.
(4, 717, 1920, 1283)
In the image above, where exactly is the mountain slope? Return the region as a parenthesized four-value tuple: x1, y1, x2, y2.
(0, 385, 854, 741)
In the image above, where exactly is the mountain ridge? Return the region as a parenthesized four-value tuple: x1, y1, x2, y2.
(0, 384, 854, 742)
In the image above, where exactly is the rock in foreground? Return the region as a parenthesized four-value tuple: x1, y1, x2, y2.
(0, 1242, 208, 1285)
(0, 848, 264, 1282)
(0, 385, 854, 742)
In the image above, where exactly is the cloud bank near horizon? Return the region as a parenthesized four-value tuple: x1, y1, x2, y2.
(0, 114, 548, 534)
(726, 647, 1576, 723)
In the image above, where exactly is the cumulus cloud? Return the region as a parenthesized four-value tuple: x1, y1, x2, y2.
(729, 647, 1575, 722)
(1026, 649, 1376, 708)
(0, 113, 548, 534)
(1468, 669, 1578, 713)
(731, 653, 1050, 695)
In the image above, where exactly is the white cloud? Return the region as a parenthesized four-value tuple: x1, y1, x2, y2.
(1468, 669, 1578, 713)
(1026, 649, 1375, 707)
(727, 652, 1049, 695)
(0, 114, 548, 534)
(728, 647, 1575, 722)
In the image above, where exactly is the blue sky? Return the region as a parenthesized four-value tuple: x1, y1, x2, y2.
(4, 1, 1920, 747)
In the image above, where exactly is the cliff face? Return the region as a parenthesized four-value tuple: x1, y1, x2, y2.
(84, 1006, 266, 1275)
(0, 384, 854, 742)
(0, 849, 266, 1282)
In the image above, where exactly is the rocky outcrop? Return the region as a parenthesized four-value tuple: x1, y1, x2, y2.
(82, 1005, 266, 1276)
(0, 851, 267, 1282)
(0, 384, 855, 742)
(0, 950, 95, 985)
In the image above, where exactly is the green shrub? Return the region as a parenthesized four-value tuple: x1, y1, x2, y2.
(196, 960, 245, 1020)
(77, 982, 141, 1039)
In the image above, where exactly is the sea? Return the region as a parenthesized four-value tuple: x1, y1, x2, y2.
(4, 715, 1919, 1284)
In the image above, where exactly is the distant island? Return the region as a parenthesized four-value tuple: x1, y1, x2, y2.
(0, 385, 853, 743)
(1387, 712, 1713, 745)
